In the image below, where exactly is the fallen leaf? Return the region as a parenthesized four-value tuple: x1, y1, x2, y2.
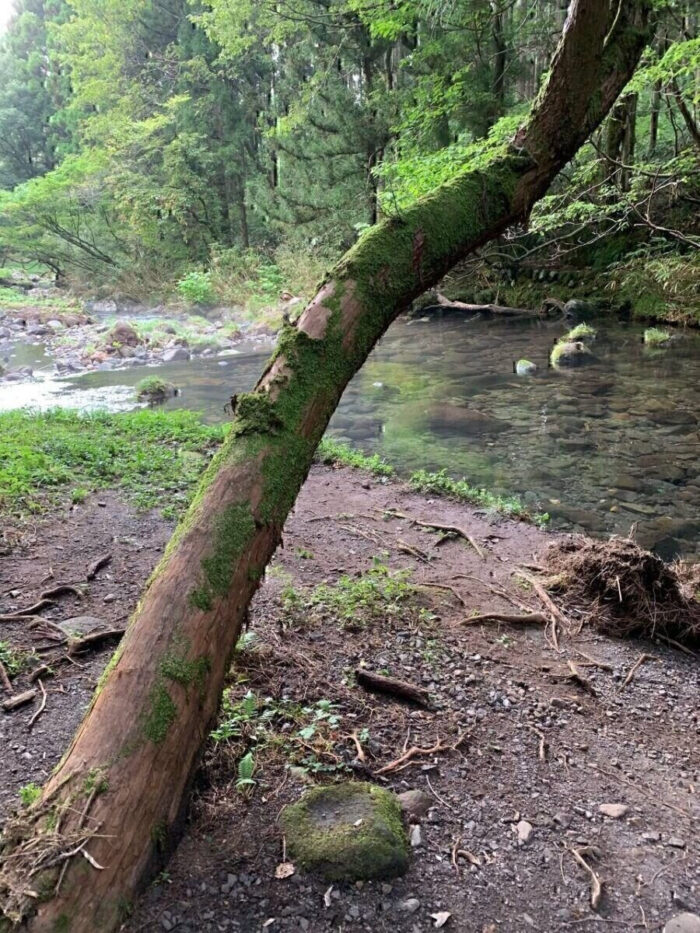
(274, 862, 295, 879)
(430, 912, 452, 928)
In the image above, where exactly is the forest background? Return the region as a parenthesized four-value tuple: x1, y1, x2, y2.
(0, 0, 697, 323)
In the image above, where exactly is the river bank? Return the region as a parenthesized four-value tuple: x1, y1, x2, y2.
(0, 456, 698, 932)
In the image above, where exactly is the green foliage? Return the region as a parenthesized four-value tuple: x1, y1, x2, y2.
(282, 559, 416, 630)
(316, 439, 394, 477)
(409, 469, 545, 523)
(0, 642, 32, 677)
(643, 326, 671, 346)
(176, 271, 215, 306)
(235, 750, 256, 794)
(0, 409, 224, 518)
(18, 783, 42, 808)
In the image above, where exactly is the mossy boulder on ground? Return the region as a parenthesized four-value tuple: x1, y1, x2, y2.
(280, 782, 409, 882)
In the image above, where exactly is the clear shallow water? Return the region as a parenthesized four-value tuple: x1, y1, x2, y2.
(1, 312, 699, 559)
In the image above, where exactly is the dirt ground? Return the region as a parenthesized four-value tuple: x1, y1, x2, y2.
(0, 465, 698, 933)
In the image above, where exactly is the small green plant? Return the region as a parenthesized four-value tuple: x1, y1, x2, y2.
(176, 270, 215, 305)
(19, 783, 42, 807)
(316, 438, 394, 477)
(284, 560, 416, 629)
(70, 487, 88, 504)
(409, 469, 545, 523)
(295, 547, 314, 560)
(235, 750, 256, 795)
(643, 327, 671, 347)
(0, 642, 30, 677)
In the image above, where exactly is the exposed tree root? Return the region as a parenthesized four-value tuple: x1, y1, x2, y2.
(460, 612, 548, 626)
(544, 537, 700, 647)
(376, 730, 470, 775)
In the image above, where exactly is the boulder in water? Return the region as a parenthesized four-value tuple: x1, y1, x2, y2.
(514, 359, 538, 375)
(550, 340, 594, 368)
(563, 299, 597, 322)
(136, 376, 178, 403)
(425, 402, 510, 435)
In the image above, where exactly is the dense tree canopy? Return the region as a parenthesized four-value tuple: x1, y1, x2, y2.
(0, 0, 697, 293)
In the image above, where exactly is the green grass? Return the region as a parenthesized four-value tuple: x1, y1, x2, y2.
(282, 560, 417, 630)
(409, 468, 547, 524)
(0, 409, 225, 518)
(643, 327, 671, 347)
(316, 438, 394, 477)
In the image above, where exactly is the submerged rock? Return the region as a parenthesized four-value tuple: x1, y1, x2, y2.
(425, 402, 510, 435)
(280, 783, 409, 881)
(563, 299, 597, 322)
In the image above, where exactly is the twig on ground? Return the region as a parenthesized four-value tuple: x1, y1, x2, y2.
(425, 774, 455, 811)
(380, 509, 486, 559)
(527, 725, 548, 760)
(86, 554, 112, 580)
(0, 661, 13, 694)
(355, 669, 432, 708)
(418, 582, 469, 608)
(566, 660, 597, 696)
(573, 649, 613, 672)
(347, 730, 367, 763)
(28, 680, 47, 729)
(568, 845, 603, 910)
(397, 539, 431, 562)
(2, 688, 37, 712)
(28, 665, 52, 683)
(376, 730, 470, 775)
(618, 653, 658, 692)
(460, 612, 548, 626)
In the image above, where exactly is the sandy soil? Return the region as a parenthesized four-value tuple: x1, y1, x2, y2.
(0, 465, 698, 933)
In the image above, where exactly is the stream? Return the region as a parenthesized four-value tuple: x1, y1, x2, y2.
(1, 310, 699, 559)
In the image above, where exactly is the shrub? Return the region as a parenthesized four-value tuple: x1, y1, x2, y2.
(176, 270, 215, 305)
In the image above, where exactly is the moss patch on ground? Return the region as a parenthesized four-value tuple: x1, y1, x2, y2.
(280, 783, 409, 881)
(0, 409, 225, 520)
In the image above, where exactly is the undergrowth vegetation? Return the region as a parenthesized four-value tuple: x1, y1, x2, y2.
(409, 469, 547, 524)
(0, 409, 224, 518)
(280, 559, 419, 630)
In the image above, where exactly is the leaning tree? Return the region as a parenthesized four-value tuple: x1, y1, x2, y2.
(0, 1, 651, 929)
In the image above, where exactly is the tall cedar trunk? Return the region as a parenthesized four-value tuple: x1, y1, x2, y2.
(0, 2, 650, 931)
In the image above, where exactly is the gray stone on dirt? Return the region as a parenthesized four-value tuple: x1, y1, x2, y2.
(397, 789, 432, 822)
(666, 837, 686, 849)
(399, 898, 421, 914)
(58, 615, 108, 636)
(516, 820, 533, 845)
(599, 803, 628, 819)
(409, 824, 422, 847)
(663, 914, 700, 933)
(280, 782, 409, 882)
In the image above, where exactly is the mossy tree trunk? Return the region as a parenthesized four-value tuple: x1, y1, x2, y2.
(0, 2, 650, 930)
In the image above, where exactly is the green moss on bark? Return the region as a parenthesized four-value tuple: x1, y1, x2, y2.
(143, 683, 177, 745)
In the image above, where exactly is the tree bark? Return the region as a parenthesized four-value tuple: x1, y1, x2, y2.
(0, 2, 651, 931)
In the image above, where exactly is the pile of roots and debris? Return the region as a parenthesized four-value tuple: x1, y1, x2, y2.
(544, 536, 700, 647)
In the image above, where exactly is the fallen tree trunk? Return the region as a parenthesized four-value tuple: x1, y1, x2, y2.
(0, 2, 651, 930)
(429, 292, 538, 316)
